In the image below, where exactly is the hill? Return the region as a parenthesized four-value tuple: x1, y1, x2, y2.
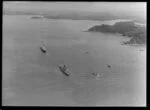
(87, 21, 146, 45)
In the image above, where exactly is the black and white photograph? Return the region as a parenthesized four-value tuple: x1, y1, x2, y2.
(2, 1, 146, 106)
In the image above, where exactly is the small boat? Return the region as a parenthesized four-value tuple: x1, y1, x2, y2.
(92, 72, 100, 77)
(40, 45, 47, 53)
(59, 65, 70, 76)
(84, 51, 89, 54)
(107, 65, 111, 68)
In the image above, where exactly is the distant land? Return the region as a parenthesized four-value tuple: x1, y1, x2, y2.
(87, 21, 146, 45)
(3, 9, 146, 45)
(31, 16, 43, 19)
(3, 9, 146, 24)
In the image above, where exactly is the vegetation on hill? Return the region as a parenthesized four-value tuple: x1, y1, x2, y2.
(88, 21, 146, 45)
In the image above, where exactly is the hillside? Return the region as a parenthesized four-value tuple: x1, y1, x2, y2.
(87, 21, 146, 45)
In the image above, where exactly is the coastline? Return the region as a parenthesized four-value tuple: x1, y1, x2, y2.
(121, 41, 146, 48)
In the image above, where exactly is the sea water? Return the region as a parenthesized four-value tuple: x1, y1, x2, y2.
(3, 15, 146, 106)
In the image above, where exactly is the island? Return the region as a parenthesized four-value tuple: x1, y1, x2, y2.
(87, 21, 146, 45)
(31, 16, 43, 19)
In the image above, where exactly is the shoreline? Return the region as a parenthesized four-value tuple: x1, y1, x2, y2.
(3, 14, 144, 26)
(121, 41, 146, 48)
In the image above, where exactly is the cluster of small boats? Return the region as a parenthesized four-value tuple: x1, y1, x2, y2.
(59, 64, 100, 77)
(39, 42, 111, 78)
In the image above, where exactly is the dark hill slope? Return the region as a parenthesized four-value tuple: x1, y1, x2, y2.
(88, 21, 146, 45)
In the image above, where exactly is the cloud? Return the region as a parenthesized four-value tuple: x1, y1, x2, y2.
(3, 1, 146, 16)
(88, 2, 146, 13)
(3, 2, 91, 11)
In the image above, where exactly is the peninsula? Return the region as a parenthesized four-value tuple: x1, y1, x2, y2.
(87, 21, 146, 45)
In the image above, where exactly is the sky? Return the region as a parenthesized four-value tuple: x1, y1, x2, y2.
(3, 2, 146, 17)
